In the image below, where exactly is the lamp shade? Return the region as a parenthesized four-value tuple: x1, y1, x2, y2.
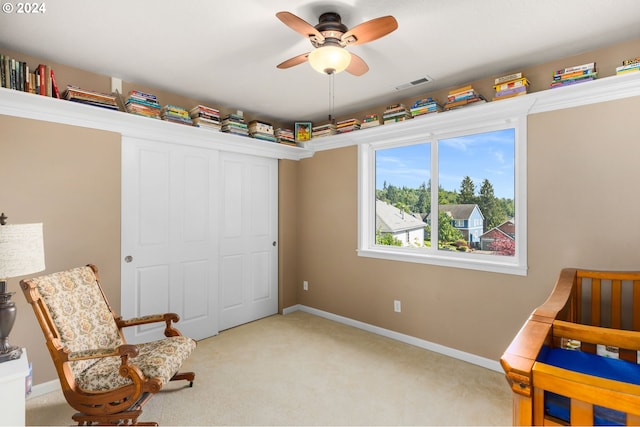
(308, 45, 352, 74)
(0, 223, 45, 279)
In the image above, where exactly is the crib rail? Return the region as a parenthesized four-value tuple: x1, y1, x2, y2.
(501, 268, 640, 426)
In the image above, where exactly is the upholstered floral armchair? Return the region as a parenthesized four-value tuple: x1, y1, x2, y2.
(21, 264, 196, 426)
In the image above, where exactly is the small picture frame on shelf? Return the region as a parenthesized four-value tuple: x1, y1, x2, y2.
(295, 122, 311, 142)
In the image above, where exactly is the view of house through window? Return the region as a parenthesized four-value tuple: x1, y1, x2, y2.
(375, 128, 515, 257)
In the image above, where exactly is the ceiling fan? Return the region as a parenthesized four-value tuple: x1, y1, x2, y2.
(276, 11, 398, 76)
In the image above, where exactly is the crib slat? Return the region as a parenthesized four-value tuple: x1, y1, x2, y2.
(612, 279, 622, 329)
(575, 276, 582, 324)
(570, 399, 593, 426)
(592, 278, 601, 326)
(634, 280, 640, 332)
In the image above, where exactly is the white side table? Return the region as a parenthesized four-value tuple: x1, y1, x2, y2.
(0, 348, 29, 426)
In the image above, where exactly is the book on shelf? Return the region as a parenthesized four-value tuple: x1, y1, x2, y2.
(550, 62, 597, 88)
(492, 73, 529, 101)
(336, 118, 361, 133)
(494, 72, 522, 85)
(444, 85, 485, 110)
(190, 104, 221, 131)
(248, 120, 276, 142)
(360, 113, 380, 129)
(410, 97, 442, 117)
(311, 122, 337, 138)
(221, 111, 249, 136)
(125, 89, 161, 119)
(0, 54, 60, 97)
(63, 85, 119, 110)
(275, 128, 296, 145)
(161, 104, 193, 126)
(383, 104, 411, 123)
(616, 57, 640, 75)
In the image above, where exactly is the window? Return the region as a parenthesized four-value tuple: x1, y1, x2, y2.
(358, 101, 528, 275)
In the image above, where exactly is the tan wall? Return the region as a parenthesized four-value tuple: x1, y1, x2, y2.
(294, 95, 640, 361)
(2, 38, 639, 386)
(0, 115, 121, 384)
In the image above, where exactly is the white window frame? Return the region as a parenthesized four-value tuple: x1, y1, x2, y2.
(357, 97, 533, 276)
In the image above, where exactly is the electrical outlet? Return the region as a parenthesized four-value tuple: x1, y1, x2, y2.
(394, 300, 401, 312)
(303, 280, 309, 291)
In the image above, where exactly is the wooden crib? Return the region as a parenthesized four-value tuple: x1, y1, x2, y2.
(501, 268, 640, 425)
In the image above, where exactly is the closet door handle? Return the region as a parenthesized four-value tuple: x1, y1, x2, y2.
(272, 241, 277, 247)
(124, 255, 133, 263)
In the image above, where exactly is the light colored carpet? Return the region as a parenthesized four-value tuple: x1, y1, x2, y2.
(26, 311, 512, 425)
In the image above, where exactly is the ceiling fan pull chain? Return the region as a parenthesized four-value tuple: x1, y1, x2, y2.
(329, 71, 335, 124)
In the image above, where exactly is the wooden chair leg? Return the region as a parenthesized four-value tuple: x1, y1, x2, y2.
(72, 408, 158, 426)
(171, 371, 195, 387)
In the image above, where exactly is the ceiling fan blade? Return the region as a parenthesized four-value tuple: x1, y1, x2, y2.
(346, 53, 369, 76)
(276, 11, 324, 42)
(342, 16, 398, 46)
(277, 52, 310, 69)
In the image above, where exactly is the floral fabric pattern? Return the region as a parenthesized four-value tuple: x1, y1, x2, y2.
(73, 336, 196, 391)
(29, 266, 196, 391)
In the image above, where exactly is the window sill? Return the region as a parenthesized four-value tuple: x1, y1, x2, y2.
(357, 247, 528, 276)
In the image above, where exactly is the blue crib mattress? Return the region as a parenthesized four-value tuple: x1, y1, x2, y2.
(537, 347, 640, 425)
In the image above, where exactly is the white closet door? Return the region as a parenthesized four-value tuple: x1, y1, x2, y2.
(121, 137, 219, 342)
(219, 152, 278, 330)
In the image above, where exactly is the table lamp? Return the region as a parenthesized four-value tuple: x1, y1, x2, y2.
(0, 217, 45, 363)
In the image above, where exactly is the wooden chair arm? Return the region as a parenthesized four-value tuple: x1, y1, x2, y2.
(115, 313, 183, 337)
(67, 344, 139, 361)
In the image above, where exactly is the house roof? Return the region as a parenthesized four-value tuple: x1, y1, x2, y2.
(376, 200, 427, 233)
(481, 220, 516, 240)
(438, 204, 483, 221)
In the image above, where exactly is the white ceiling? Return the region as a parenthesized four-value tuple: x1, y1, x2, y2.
(1, 0, 639, 124)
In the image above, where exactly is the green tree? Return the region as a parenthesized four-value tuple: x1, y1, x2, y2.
(416, 181, 430, 214)
(459, 176, 476, 204)
(376, 229, 402, 246)
(478, 179, 507, 229)
(438, 211, 463, 243)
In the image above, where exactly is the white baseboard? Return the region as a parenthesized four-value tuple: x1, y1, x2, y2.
(28, 379, 60, 399)
(284, 304, 503, 373)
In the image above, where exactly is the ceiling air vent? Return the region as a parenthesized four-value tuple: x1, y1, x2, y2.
(395, 76, 433, 91)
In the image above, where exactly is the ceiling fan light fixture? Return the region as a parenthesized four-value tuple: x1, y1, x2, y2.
(308, 45, 351, 74)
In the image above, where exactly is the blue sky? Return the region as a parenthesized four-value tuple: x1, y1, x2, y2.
(375, 128, 515, 199)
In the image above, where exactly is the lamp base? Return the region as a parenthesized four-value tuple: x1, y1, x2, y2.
(0, 345, 22, 363)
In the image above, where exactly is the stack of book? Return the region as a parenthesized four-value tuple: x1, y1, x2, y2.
(616, 57, 640, 75)
(492, 72, 529, 101)
(336, 118, 361, 134)
(550, 62, 597, 88)
(410, 97, 442, 117)
(383, 104, 412, 124)
(221, 112, 249, 137)
(0, 54, 60, 97)
(125, 90, 161, 119)
(161, 105, 193, 126)
(275, 128, 296, 145)
(63, 85, 119, 111)
(248, 120, 277, 142)
(444, 85, 486, 110)
(312, 122, 337, 139)
(360, 114, 380, 129)
(190, 105, 221, 131)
